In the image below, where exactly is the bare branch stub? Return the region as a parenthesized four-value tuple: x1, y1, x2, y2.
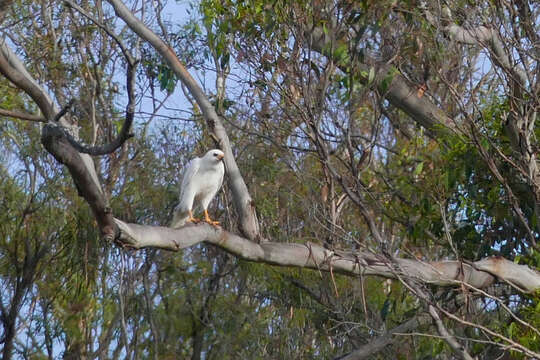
(53, 99, 75, 122)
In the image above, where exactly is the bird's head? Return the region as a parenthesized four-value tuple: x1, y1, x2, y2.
(205, 149, 225, 162)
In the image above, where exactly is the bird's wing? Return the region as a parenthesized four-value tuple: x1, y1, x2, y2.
(179, 157, 201, 200)
(170, 157, 202, 229)
(217, 163, 224, 189)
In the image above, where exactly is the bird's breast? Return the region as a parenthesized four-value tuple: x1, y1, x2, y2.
(195, 168, 223, 192)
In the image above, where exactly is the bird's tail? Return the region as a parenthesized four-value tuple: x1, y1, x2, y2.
(170, 210, 189, 229)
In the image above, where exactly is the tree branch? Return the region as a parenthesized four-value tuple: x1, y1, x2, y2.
(41, 124, 117, 240)
(113, 219, 540, 293)
(436, 303, 540, 358)
(428, 304, 474, 360)
(308, 27, 453, 139)
(421, 4, 528, 88)
(54, 61, 137, 156)
(63, 0, 135, 65)
(0, 108, 45, 122)
(0, 39, 56, 121)
(337, 313, 430, 360)
(106, 0, 260, 241)
(0, 38, 106, 203)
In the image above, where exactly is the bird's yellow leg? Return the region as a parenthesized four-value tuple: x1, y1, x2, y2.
(204, 209, 220, 226)
(187, 210, 201, 223)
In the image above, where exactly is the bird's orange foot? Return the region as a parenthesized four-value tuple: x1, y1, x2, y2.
(204, 210, 221, 227)
(187, 210, 201, 223)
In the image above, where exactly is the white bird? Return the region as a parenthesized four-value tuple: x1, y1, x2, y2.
(170, 149, 225, 228)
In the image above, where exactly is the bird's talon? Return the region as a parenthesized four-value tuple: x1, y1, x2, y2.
(203, 209, 221, 227)
(204, 218, 220, 227)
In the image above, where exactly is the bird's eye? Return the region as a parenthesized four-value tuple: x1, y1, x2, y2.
(213, 153, 218, 157)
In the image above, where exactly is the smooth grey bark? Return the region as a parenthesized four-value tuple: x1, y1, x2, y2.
(0, 39, 104, 199)
(0, 16, 139, 240)
(0, 0, 537, 297)
(0, 108, 45, 122)
(114, 219, 540, 293)
(0, 7, 539, 359)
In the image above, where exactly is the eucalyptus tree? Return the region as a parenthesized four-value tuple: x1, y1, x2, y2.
(0, 0, 539, 359)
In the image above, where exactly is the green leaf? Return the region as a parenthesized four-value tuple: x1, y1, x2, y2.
(414, 162, 424, 176)
(220, 52, 230, 69)
(432, 339, 445, 356)
(508, 322, 516, 338)
(380, 68, 396, 93)
(368, 67, 375, 85)
(334, 43, 348, 62)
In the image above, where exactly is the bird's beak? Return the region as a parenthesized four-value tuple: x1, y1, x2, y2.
(217, 154, 224, 160)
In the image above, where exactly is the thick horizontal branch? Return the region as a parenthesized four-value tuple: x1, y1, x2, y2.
(114, 219, 540, 293)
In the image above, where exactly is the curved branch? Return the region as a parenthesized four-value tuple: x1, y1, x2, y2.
(53, 1, 138, 156)
(113, 219, 540, 293)
(58, 61, 136, 156)
(107, 0, 260, 241)
(0, 39, 56, 121)
(0, 108, 45, 122)
(42, 124, 117, 240)
(0, 38, 105, 200)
